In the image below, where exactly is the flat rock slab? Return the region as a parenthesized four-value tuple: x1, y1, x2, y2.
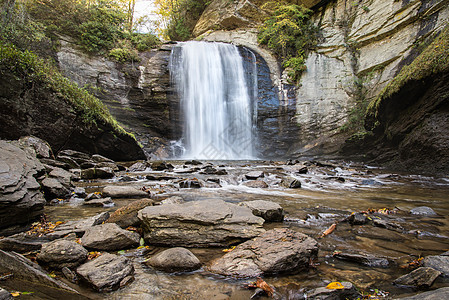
(102, 186, 148, 198)
(423, 255, 449, 276)
(307, 281, 361, 299)
(333, 252, 389, 268)
(398, 287, 449, 299)
(76, 253, 134, 292)
(106, 198, 153, 228)
(81, 223, 140, 251)
(239, 200, 284, 222)
(0, 250, 77, 293)
(83, 197, 115, 207)
(208, 228, 318, 278)
(394, 267, 442, 288)
(245, 171, 264, 180)
(37, 239, 88, 269)
(0, 232, 53, 253)
(242, 180, 268, 188)
(46, 212, 110, 238)
(146, 247, 202, 272)
(138, 199, 265, 247)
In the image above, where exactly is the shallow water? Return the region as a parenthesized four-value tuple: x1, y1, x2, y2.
(44, 161, 449, 299)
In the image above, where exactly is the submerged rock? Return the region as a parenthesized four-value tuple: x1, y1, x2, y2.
(146, 247, 202, 272)
(242, 180, 268, 188)
(106, 198, 154, 228)
(333, 252, 389, 268)
(160, 196, 184, 205)
(83, 197, 115, 207)
(37, 239, 88, 269)
(138, 199, 265, 247)
(393, 267, 441, 289)
(76, 253, 134, 292)
(306, 281, 361, 300)
(81, 223, 140, 251)
(239, 200, 284, 222)
(410, 206, 437, 216)
(348, 212, 368, 225)
(281, 176, 302, 188)
(245, 171, 265, 180)
(179, 178, 203, 188)
(208, 228, 318, 277)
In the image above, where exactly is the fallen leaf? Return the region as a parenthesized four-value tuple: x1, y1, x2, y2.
(223, 246, 236, 253)
(326, 282, 345, 289)
(320, 223, 337, 238)
(11, 292, 20, 297)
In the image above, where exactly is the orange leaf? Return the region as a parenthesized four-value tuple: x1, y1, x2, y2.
(11, 292, 20, 297)
(326, 282, 345, 289)
(256, 277, 274, 297)
(320, 223, 337, 238)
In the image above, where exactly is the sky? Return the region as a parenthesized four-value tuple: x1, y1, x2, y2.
(134, 0, 161, 34)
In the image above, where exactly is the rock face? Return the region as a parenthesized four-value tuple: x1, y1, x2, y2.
(76, 253, 134, 292)
(146, 247, 202, 272)
(81, 223, 140, 251)
(37, 240, 88, 269)
(0, 140, 45, 228)
(138, 199, 265, 247)
(208, 228, 318, 277)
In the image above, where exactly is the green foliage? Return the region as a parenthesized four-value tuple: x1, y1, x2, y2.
(258, 4, 317, 85)
(366, 25, 449, 127)
(0, 41, 130, 137)
(130, 32, 160, 52)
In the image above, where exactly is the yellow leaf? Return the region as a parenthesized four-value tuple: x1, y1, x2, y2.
(223, 246, 236, 253)
(11, 292, 21, 297)
(326, 282, 345, 289)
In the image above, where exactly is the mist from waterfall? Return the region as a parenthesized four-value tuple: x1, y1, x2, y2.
(170, 41, 257, 160)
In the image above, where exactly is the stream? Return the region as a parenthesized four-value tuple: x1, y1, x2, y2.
(42, 160, 449, 299)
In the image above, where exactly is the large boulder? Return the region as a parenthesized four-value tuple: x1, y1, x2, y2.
(37, 240, 88, 269)
(0, 140, 46, 228)
(81, 223, 140, 251)
(423, 255, 449, 277)
(76, 253, 134, 292)
(138, 199, 265, 247)
(18, 136, 53, 159)
(239, 200, 284, 222)
(208, 228, 318, 277)
(106, 198, 154, 228)
(146, 247, 202, 272)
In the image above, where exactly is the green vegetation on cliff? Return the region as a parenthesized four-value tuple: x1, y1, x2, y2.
(258, 3, 317, 84)
(366, 25, 449, 127)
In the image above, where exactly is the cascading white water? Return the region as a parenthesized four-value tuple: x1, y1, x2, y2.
(170, 41, 257, 160)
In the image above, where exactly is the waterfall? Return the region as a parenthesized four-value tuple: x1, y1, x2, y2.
(170, 41, 257, 160)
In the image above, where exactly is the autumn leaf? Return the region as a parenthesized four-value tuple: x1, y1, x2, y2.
(326, 282, 345, 289)
(223, 246, 236, 253)
(320, 223, 337, 238)
(256, 277, 274, 297)
(11, 292, 21, 297)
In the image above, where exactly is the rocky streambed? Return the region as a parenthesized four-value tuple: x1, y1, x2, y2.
(1, 138, 449, 299)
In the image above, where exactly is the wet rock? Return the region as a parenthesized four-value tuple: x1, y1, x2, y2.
(333, 252, 389, 268)
(393, 267, 441, 289)
(325, 176, 345, 183)
(361, 179, 384, 186)
(102, 186, 148, 198)
(0, 287, 12, 300)
(72, 187, 87, 198)
(242, 180, 268, 188)
(85, 192, 101, 201)
(179, 179, 202, 188)
(0, 140, 46, 228)
(83, 197, 115, 207)
(41, 177, 70, 199)
(208, 228, 318, 277)
(81, 167, 114, 179)
(423, 255, 449, 276)
(49, 167, 74, 187)
(372, 218, 404, 231)
(127, 161, 149, 172)
(81, 223, 140, 251)
(295, 166, 308, 174)
(202, 180, 222, 188)
(56, 156, 80, 169)
(47, 212, 110, 238)
(185, 160, 202, 165)
(0, 250, 78, 293)
(19, 136, 53, 159)
(398, 287, 449, 299)
(91, 154, 114, 163)
(160, 196, 184, 205)
(106, 198, 154, 228)
(80, 161, 96, 169)
(40, 158, 72, 170)
(281, 176, 302, 188)
(239, 200, 284, 222)
(201, 166, 218, 174)
(348, 213, 368, 225)
(146, 247, 202, 272)
(146, 174, 178, 180)
(151, 161, 174, 171)
(306, 281, 361, 300)
(410, 206, 437, 216)
(245, 171, 264, 180)
(118, 175, 135, 182)
(76, 253, 134, 292)
(58, 149, 91, 161)
(0, 232, 53, 253)
(138, 199, 265, 247)
(62, 267, 78, 283)
(96, 162, 119, 171)
(37, 240, 88, 269)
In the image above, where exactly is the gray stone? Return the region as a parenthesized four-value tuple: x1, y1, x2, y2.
(306, 281, 361, 300)
(208, 228, 318, 277)
(242, 180, 268, 188)
(245, 171, 264, 180)
(18, 136, 53, 159)
(102, 185, 148, 198)
(81, 223, 140, 251)
(333, 252, 389, 268)
(91, 154, 114, 163)
(410, 206, 437, 216)
(127, 162, 149, 172)
(423, 255, 449, 277)
(72, 186, 87, 198)
(179, 179, 202, 188)
(40, 158, 72, 170)
(348, 212, 368, 225)
(151, 161, 174, 171)
(106, 198, 154, 228)
(81, 167, 114, 179)
(62, 267, 78, 283)
(147, 247, 202, 272)
(239, 200, 284, 222)
(281, 176, 302, 188)
(41, 177, 70, 199)
(138, 199, 265, 247)
(394, 267, 441, 289)
(76, 253, 134, 292)
(83, 197, 115, 207)
(0, 250, 78, 293)
(37, 240, 88, 269)
(0, 287, 12, 300)
(0, 140, 46, 228)
(46, 212, 110, 238)
(0, 232, 52, 253)
(160, 196, 184, 205)
(49, 167, 74, 188)
(397, 287, 449, 300)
